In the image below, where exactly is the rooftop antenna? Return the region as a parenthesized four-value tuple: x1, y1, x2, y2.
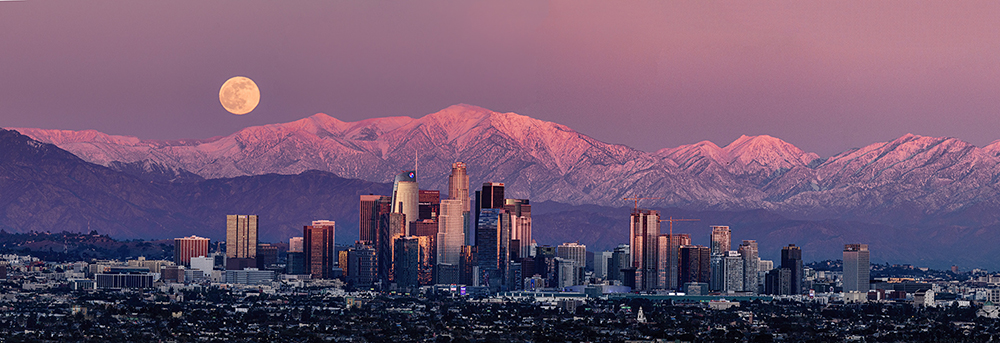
(414, 150, 418, 180)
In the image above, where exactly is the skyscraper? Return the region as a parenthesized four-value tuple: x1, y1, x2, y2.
(476, 208, 510, 291)
(377, 212, 406, 284)
(608, 244, 630, 282)
(391, 171, 419, 235)
(359, 195, 391, 243)
(174, 235, 210, 267)
(304, 220, 336, 279)
(629, 209, 660, 291)
(843, 244, 870, 293)
(594, 251, 613, 280)
(723, 250, 744, 293)
(781, 244, 803, 294)
(709, 225, 731, 291)
(668, 233, 692, 290)
(448, 162, 470, 212)
(226, 215, 258, 259)
(437, 199, 465, 266)
(288, 237, 304, 252)
(347, 242, 376, 288)
(679, 245, 711, 286)
(710, 226, 731, 255)
(738, 240, 759, 293)
(504, 199, 532, 259)
(480, 182, 505, 209)
(557, 242, 587, 268)
(394, 236, 420, 289)
(418, 190, 440, 220)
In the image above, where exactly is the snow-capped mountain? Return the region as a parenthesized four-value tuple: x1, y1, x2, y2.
(13, 104, 1000, 228)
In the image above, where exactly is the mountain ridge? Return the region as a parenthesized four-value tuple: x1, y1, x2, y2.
(12, 104, 1000, 230)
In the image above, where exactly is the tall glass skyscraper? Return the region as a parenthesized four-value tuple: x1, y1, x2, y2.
(629, 209, 660, 291)
(226, 214, 258, 259)
(437, 199, 465, 266)
(391, 170, 419, 235)
(843, 244, 870, 293)
(781, 244, 803, 294)
(304, 220, 336, 279)
(476, 208, 509, 291)
(710, 225, 731, 291)
(738, 240, 759, 293)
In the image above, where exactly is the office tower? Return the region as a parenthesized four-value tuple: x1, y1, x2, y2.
(459, 245, 477, 285)
(418, 190, 441, 221)
(413, 235, 434, 285)
(738, 240, 759, 293)
(710, 226, 731, 255)
(359, 195, 391, 243)
(437, 199, 465, 266)
(843, 244, 870, 293)
(781, 244, 803, 294)
(629, 209, 660, 291)
(679, 245, 710, 286)
(471, 190, 481, 246)
(594, 251, 613, 280)
(533, 245, 557, 286)
(304, 220, 336, 279)
(288, 237, 304, 252)
(174, 236, 210, 267)
(759, 260, 774, 272)
(555, 257, 579, 288)
(608, 245, 630, 282)
(256, 244, 278, 269)
(557, 242, 587, 269)
(347, 243, 376, 288)
(449, 162, 471, 212)
(657, 235, 668, 288)
(723, 251, 744, 293)
(377, 212, 406, 284)
(504, 199, 532, 259)
(394, 236, 420, 289)
(286, 251, 306, 275)
(477, 208, 510, 291)
(391, 171, 419, 235)
(709, 226, 731, 291)
(447, 163, 472, 248)
(480, 182, 505, 209)
(413, 219, 438, 274)
(226, 215, 258, 259)
(339, 250, 349, 273)
(668, 234, 692, 290)
(765, 268, 792, 295)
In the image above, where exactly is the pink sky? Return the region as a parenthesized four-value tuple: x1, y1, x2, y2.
(0, 1, 998, 156)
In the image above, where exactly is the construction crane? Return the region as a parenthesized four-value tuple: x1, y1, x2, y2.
(661, 216, 700, 238)
(622, 197, 664, 211)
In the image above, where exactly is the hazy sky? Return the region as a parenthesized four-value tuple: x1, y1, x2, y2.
(1, 1, 998, 156)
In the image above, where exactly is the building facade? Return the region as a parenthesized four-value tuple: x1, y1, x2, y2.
(738, 240, 759, 293)
(843, 244, 870, 293)
(226, 214, 258, 259)
(781, 244, 803, 294)
(391, 171, 419, 235)
(630, 209, 660, 291)
(174, 235, 210, 267)
(304, 220, 336, 279)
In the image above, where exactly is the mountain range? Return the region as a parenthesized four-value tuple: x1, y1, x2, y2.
(7, 104, 1000, 268)
(16, 104, 1000, 225)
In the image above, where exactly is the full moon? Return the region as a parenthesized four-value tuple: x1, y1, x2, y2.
(219, 76, 260, 115)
